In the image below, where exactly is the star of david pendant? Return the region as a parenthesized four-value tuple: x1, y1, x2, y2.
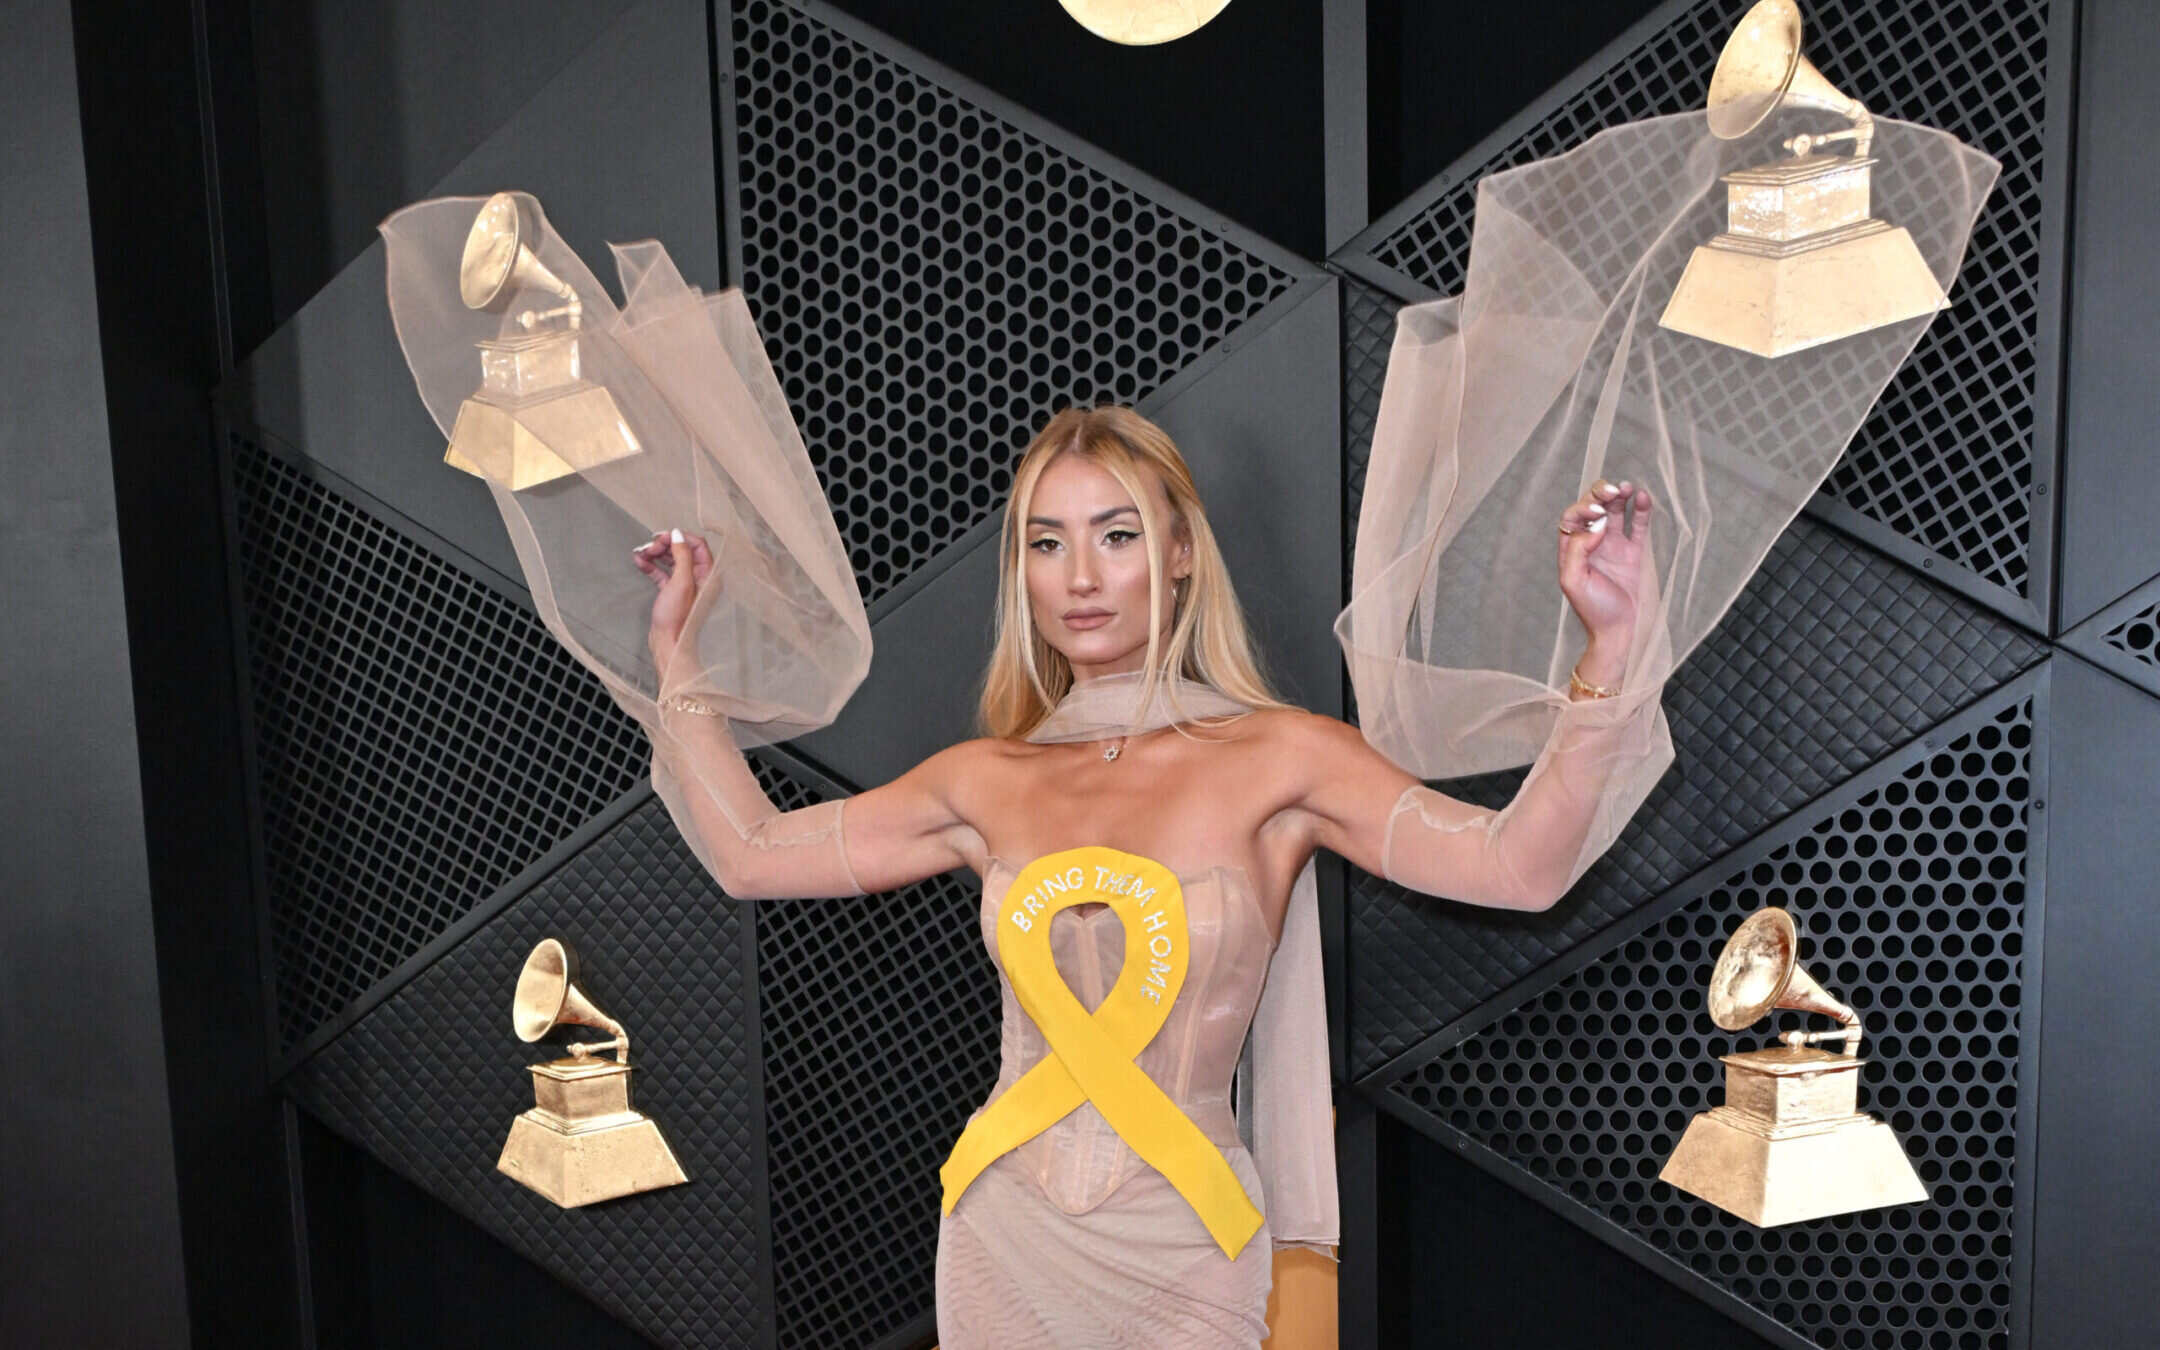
(1102, 743, 1122, 762)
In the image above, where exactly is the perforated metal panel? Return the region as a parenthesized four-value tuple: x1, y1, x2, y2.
(729, 0, 1301, 602)
(231, 432, 649, 1049)
(1387, 688, 2034, 1350)
(283, 798, 767, 1350)
(1356, 0, 2055, 604)
(1347, 517, 2047, 1075)
(1341, 276, 1400, 585)
(749, 766, 1001, 1350)
(2101, 601, 2160, 667)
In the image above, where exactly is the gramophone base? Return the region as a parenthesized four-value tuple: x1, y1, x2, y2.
(498, 1109, 688, 1208)
(1660, 1106, 1928, 1226)
(1659, 222, 1946, 358)
(445, 382, 641, 491)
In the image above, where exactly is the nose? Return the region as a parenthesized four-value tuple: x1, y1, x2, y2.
(1067, 544, 1099, 596)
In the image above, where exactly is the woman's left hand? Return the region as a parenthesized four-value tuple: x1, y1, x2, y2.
(1557, 478, 1652, 671)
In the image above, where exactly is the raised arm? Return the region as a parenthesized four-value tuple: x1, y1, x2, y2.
(1298, 478, 1656, 910)
(637, 530, 977, 900)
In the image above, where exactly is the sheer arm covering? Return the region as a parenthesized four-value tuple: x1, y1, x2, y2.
(382, 195, 871, 900)
(1239, 860, 1338, 1252)
(1338, 112, 1999, 892)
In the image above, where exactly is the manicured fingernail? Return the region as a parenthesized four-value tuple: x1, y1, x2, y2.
(670, 528, 685, 544)
(632, 546, 648, 557)
(1588, 516, 1608, 533)
(1586, 503, 1607, 516)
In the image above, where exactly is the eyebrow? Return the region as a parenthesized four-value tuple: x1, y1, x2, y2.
(1026, 505, 1141, 528)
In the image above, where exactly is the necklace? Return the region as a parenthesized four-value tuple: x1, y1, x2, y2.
(1103, 735, 1129, 763)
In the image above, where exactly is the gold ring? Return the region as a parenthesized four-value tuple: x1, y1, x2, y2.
(1558, 524, 1575, 536)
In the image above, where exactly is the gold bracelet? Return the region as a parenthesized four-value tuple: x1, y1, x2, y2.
(1569, 666, 1622, 700)
(660, 693, 725, 718)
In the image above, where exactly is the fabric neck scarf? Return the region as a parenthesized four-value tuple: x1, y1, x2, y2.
(1022, 671, 1253, 745)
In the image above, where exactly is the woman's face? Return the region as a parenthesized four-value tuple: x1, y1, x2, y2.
(1023, 453, 1192, 682)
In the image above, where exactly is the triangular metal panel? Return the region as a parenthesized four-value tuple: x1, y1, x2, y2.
(283, 797, 773, 1350)
(1374, 669, 2047, 1350)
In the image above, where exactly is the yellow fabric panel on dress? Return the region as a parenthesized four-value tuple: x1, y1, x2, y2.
(940, 847, 1265, 1259)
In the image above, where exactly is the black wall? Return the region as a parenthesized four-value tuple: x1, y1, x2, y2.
(0, 1, 191, 1345)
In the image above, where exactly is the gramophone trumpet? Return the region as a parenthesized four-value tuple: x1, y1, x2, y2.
(1658, 906, 1926, 1226)
(1706, 905, 1862, 1054)
(459, 192, 581, 325)
(1705, 0, 1872, 156)
(512, 936, 629, 1062)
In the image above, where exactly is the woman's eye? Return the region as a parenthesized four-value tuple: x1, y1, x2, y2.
(1103, 529, 1140, 547)
(1028, 537, 1061, 553)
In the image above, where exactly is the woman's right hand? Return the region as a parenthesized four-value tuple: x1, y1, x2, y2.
(632, 528, 714, 672)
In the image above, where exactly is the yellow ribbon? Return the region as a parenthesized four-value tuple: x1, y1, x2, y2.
(939, 847, 1263, 1259)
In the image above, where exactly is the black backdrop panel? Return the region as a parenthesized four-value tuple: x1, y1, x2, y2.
(2029, 655, 2160, 1349)
(283, 797, 769, 1350)
(1346, 518, 2047, 1076)
(1344, 0, 2061, 624)
(2056, 0, 2160, 628)
(1384, 677, 2041, 1350)
(727, 0, 1308, 604)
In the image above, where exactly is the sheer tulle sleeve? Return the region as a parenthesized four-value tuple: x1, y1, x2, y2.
(1337, 112, 1999, 890)
(381, 194, 871, 899)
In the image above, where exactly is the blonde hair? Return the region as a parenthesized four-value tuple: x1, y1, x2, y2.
(979, 405, 1287, 739)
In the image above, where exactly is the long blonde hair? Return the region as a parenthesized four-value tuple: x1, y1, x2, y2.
(979, 406, 1286, 739)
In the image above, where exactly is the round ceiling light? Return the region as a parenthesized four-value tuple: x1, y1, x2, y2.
(1057, 0, 1233, 46)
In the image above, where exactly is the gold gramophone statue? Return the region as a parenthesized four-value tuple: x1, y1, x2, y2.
(444, 193, 642, 489)
(1658, 0, 1949, 357)
(497, 937, 688, 1208)
(1659, 907, 1928, 1226)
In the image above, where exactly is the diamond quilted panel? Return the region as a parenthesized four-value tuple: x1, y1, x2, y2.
(283, 799, 764, 1350)
(730, 0, 1300, 603)
(1348, 518, 2046, 1074)
(231, 431, 649, 1051)
(1388, 691, 2034, 1350)
(749, 767, 1002, 1350)
(1364, 0, 2054, 599)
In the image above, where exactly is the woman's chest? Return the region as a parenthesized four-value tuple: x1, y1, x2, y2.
(968, 733, 1301, 890)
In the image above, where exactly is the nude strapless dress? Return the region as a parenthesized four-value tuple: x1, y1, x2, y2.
(934, 856, 1279, 1349)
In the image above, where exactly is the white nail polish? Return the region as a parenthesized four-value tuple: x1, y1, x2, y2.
(1586, 503, 1607, 516)
(1588, 516, 1608, 533)
(670, 528, 685, 544)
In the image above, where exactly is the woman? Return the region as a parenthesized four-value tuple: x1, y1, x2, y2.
(629, 404, 1655, 1347)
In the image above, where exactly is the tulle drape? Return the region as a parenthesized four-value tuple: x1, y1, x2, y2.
(1339, 110, 1999, 889)
(380, 194, 871, 809)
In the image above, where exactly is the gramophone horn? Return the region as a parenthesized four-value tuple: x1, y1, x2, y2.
(1705, 0, 1869, 151)
(512, 937, 625, 1048)
(459, 191, 577, 311)
(1707, 906, 1860, 1034)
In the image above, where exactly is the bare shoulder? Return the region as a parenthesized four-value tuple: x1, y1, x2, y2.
(1227, 706, 1362, 751)
(909, 734, 1021, 778)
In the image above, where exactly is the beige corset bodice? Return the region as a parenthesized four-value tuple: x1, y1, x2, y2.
(967, 856, 1279, 1215)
